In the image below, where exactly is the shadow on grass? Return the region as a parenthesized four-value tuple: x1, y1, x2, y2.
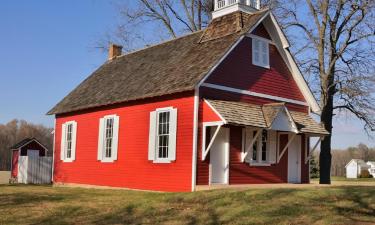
(334, 186, 375, 223)
(0, 185, 69, 208)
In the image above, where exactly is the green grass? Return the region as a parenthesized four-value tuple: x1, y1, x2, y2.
(311, 176, 375, 182)
(0, 185, 374, 225)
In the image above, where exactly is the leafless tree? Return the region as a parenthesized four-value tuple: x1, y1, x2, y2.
(97, 0, 213, 52)
(0, 119, 53, 171)
(270, 0, 375, 184)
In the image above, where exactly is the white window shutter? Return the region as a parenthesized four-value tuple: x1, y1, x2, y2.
(71, 121, 77, 161)
(268, 130, 277, 163)
(60, 123, 66, 160)
(112, 115, 120, 161)
(97, 118, 105, 161)
(168, 108, 178, 161)
(148, 111, 157, 160)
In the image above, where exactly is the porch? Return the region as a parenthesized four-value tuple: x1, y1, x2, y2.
(197, 99, 329, 186)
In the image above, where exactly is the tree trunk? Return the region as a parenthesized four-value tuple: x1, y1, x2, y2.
(319, 79, 334, 184)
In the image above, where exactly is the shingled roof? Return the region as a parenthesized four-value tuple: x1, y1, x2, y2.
(206, 99, 328, 135)
(48, 10, 268, 115)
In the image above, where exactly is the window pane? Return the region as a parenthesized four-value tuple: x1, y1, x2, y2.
(104, 118, 114, 158)
(157, 111, 170, 159)
(65, 124, 73, 159)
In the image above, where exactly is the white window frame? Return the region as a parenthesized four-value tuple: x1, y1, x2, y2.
(242, 128, 272, 166)
(98, 114, 119, 163)
(155, 108, 172, 163)
(61, 121, 77, 163)
(148, 107, 178, 163)
(252, 37, 270, 69)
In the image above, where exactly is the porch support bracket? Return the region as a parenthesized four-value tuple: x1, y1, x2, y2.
(305, 136, 324, 164)
(202, 125, 222, 161)
(277, 133, 296, 163)
(241, 128, 262, 162)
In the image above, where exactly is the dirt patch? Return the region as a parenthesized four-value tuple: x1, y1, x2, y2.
(0, 171, 10, 184)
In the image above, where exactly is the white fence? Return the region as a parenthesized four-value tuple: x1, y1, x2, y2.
(18, 156, 52, 184)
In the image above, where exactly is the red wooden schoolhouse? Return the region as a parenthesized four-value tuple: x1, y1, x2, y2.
(48, 0, 328, 192)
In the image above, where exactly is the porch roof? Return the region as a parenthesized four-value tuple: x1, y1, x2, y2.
(205, 99, 329, 136)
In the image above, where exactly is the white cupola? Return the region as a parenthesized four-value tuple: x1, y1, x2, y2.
(212, 0, 260, 19)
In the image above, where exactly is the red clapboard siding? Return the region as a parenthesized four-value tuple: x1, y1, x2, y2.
(205, 36, 305, 102)
(202, 100, 222, 123)
(251, 23, 271, 40)
(201, 86, 309, 113)
(229, 126, 288, 184)
(54, 92, 195, 192)
(20, 142, 46, 156)
(11, 151, 18, 178)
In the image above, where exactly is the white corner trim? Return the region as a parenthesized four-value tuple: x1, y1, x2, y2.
(198, 37, 245, 86)
(202, 83, 308, 106)
(191, 88, 199, 192)
(203, 99, 227, 124)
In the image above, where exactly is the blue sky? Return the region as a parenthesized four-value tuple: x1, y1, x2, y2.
(0, 1, 373, 149)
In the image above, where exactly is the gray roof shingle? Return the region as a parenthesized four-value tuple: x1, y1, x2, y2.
(48, 11, 267, 115)
(206, 99, 329, 135)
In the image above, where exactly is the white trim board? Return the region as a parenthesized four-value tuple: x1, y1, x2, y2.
(202, 83, 308, 106)
(191, 88, 199, 191)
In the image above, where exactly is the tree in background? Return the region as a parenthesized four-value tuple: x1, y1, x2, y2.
(97, 0, 213, 52)
(270, 0, 375, 184)
(329, 143, 375, 177)
(0, 119, 53, 171)
(102, 0, 375, 184)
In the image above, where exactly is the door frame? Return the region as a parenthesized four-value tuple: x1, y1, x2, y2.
(209, 127, 230, 185)
(287, 134, 301, 183)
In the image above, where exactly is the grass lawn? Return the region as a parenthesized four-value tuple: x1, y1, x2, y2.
(312, 176, 375, 182)
(0, 185, 374, 225)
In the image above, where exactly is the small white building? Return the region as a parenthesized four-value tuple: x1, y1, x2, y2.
(367, 161, 375, 178)
(345, 159, 370, 178)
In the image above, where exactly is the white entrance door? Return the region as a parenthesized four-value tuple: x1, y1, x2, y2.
(288, 135, 301, 183)
(210, 127, 229, 184)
